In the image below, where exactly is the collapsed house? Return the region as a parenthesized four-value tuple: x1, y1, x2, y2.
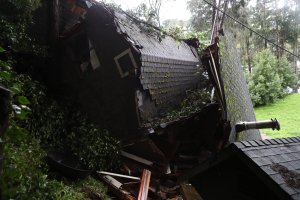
(45, 0, 268, 173)
(50, 0, 230, 177)
(39, 0, 287, 199)
(56, 0, 208, 138)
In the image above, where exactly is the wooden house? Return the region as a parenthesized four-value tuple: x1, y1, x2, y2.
(55, 0, 205, 137)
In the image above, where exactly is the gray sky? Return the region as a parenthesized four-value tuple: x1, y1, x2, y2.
(104, 0, 192, 21)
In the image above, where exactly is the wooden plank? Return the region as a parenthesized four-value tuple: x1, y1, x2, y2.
(180, 183, 203, 200)
(96, 171, 140, 181)
(121, 151, 153, 166)
(137, 169, 151, 200)
(99, 175, 136, 200)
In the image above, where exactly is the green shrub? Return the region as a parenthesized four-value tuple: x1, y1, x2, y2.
(0, 0, 46, 56)
(0, 50, 116, 198)
(248, 49, 298, 106)
(276, 55, 298, 91)
(19, 77, 121, 171)
(248, 49, 283, 106)
(2, 123, 84, 200)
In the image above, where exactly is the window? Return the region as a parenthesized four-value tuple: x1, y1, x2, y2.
(114, 49, 138, 78)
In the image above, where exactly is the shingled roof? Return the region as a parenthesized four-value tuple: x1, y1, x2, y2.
(180, 137, 300, 200)
(59, 0, 203, 107)
(113, 11, 201, 105)
(233, 137, 300, 200)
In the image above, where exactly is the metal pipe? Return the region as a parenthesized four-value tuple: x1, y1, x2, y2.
(235, 118, 280, 133)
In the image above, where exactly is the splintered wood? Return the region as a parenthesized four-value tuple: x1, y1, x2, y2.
(138, 169, 151, 200)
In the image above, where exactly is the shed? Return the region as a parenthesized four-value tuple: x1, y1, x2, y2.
(56, 1, 206, 137)
(180, 137, 300, 200)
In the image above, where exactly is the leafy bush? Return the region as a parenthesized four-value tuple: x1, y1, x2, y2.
(65, 114, 121, 170)
(20, 77, 121, 171)
(2, 122, 109, 200)
(2, 123, 84, 200)
(248, 49, 298, 106)
(276, 55, 298, 91)
(248, 49, 283, 106)
(152, 88, 211, 126)
(0, 55, 84, 200)
(0, 50, 117, 198)
(0, 0, 118, 198)
(0, 0, 46, 55)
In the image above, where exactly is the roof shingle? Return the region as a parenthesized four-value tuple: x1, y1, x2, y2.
(233, 137, 300, 199)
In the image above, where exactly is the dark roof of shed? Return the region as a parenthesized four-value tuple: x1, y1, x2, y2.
(232, 137, 300, 200)
(180, 137, 300, 200)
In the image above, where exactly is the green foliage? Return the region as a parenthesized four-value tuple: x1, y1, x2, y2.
(165, 88, 211, 122)
(248, 49, 283, 106)
(276, 55, 298, 90)
(67, 119, 121, 171)
(0, 46, 5, 52)
(2, 121, 110, 199)
(248, 49, 298, 106)
(127, 0, 163, 27)
(0, 51, 82, 200)
(69, 176, 110, 200)
(163, 19, 190, 30)
(1, 0, 41, 18)
(0, 0, 46, 55)
(0, 0, 117, 198)
(0, 48, 115, 198)
(2, 124, 84, 200)
(187, 0, 214, 32)
(162, 25, 210, 51)
(14, 75, 121, 171)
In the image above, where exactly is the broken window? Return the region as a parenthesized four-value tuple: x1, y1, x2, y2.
(89, 40, 101, 70)
(114, 49, 137, 78)
(68, 32, 100, 72)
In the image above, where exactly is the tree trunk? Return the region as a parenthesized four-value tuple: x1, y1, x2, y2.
(246, 35, 252, 72)
(0, 86, 11, 199)
(293, 44, 298, 73)
(279, 38, 284, 58)
(294, 0, 299, 73)
(211, 0, 217, 29)
(276, 20, 280, 58)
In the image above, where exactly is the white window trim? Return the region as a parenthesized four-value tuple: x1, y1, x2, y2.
(114, 48, 138, 78)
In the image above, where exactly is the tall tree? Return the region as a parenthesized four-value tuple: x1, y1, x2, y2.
(187, 0, 215, 32)
(127, 0, 165, 27)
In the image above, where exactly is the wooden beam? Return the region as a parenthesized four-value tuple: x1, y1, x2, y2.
(137, 169, 151, 200)
(121, 151, 153, 166)
(99, 175, 136, 200)
(96, 171, 140, 181)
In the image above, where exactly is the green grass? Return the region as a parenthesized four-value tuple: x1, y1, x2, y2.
(254, 93, 300, 138)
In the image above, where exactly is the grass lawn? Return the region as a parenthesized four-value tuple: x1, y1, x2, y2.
(254, 93, 300, 138)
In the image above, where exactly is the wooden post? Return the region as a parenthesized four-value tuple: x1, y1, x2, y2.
(0, 86, 11, 199)
(137, 169, 151, 200)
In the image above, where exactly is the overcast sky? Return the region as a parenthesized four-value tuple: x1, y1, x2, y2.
(102, 0, 289, 22)
(104, 0, 192, 21)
